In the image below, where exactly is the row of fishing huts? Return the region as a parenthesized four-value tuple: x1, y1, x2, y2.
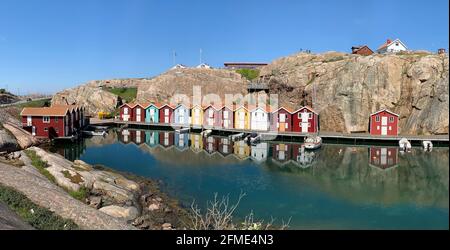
(119, 102, 400, 136)
(119, 103, 320, 133)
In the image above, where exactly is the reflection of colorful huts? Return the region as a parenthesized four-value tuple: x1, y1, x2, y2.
(369, 109, 399, 136)
(291, 144, 316, 168)
(250, 106, 270, 131)
(190, 134, 203, 153)
(218, 137, 233, 157)
(251, 142, 269, 163)
(233, 140, 250, 160)
(191, 105, 204, 128)
(369, 147, 398, 169)
(159, 131, 174, 148)
(203, 136, 219, 154)
(271, 107, 293, 132)
(203, 104, 222, 128)
(292, 106, 319, 133)
(234, 106, 250, 130)
(221, 105, 234, 129)
(159, 104, 175, 124)
(145, 131, 159, 147)
(120, 129, 132, 144)
(119, 103, 134, 122)
(133, 130, 145, 144)
(272, 143, 292, 165)
(174, 104, 191, 126)
(145, 104, 160, 123)
(174, 132, 189, 151)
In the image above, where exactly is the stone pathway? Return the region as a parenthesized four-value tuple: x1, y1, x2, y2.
(0, 162, 136, 230)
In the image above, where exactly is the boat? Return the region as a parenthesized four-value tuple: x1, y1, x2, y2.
(82, 130, 107, 137)
(244, 133, 260, 144)
(422, 141, 433, 152)
(230, 133, 245, 141)
(399, 138, 412, 152)
(201, 129, 212, 137)
(304, 136, 322, 150)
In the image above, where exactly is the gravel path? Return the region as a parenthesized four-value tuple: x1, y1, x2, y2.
(0, 162, 136, 230)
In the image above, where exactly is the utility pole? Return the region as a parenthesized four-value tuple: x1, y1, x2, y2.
(173, 50, 177, 66)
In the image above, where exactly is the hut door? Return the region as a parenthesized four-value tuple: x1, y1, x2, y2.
(32, 126, 36, 136)
(279, 114, 286, 132)
(301, 112, 309, 133)
(136, 108, 141, 122)
(381, 117, 388, 135)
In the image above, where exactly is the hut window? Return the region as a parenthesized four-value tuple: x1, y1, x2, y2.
(55, 117, 58, 123)
(308, 113, 313, 119)
(224, 111, 229, 119)
(44, 127, 48, 132)
(124, 108, 129, 115)
(375, 115, 380, 122)
(43, 116, 50, 123)
(389, 117, 394, 123)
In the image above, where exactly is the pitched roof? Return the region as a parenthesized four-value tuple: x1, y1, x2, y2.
(21, 107, 70, 117)
(370, 109, 399, 117)
(271, 106, 294, 113)
(292, 106, 318, 115)
(377, 38, 407, 51)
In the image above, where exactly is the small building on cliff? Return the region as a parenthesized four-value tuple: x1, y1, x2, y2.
(291, 106, 319, 134)
(351, 45, 374, 56)
(369, 109, 399, 136)
(377, 39, 408, 54)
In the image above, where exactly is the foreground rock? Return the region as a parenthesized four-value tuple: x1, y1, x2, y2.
(1, 118, 39, 149)
(0, 161, 135, 230)
(0, 129, 19, 152)
(0, 201, 34, 230)
(3, 147, 188, 230)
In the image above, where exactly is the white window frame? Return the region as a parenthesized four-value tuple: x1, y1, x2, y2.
(44, 127, 48, 132)
(43, 116, 50, 123)
(375, 115, 380, 122)
(389, 117, 394, 123)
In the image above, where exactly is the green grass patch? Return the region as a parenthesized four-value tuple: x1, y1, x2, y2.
(236, 69, 260, 81)
(67, 186, 89, 201)
(16, 99, 51, 109)
(61, 170, 84, 184)
(24, 150, 56, 184)
(103, 87, 137, 103)
(0, 184, 79, 230)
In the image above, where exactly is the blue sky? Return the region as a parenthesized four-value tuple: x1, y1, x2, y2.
(0, 0, 448, 95)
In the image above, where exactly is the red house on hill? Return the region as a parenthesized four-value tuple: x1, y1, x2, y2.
(270, 107, 293, 132)
(291, 106, 319, 133)
(21, 105, 84, 139)
(369, 109, 399, 136)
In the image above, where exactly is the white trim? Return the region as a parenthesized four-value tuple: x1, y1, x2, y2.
(370, 109, 399, 117)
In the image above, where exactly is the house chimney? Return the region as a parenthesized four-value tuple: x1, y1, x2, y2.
(387, 39, 392, 44)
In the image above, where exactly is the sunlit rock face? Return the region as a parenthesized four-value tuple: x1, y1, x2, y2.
(259, 52, 449, 135)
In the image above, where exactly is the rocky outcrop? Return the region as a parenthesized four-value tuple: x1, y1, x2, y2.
(0, 201, 34, 230)
(51, 85, 119, 116)
(1, 119, 38, 150)
(0, 160, 136, 230)
(0, 93, 19, 105)
(0, 130, 19, 152)
(259, 52, 449, 135)
(136, 68, 248, 104)
(99, 205, 139, 221)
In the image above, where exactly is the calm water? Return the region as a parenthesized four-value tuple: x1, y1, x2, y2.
(52, 129, 449, 229)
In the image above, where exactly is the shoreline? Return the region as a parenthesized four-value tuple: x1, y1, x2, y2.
(0, 146, 190, 230)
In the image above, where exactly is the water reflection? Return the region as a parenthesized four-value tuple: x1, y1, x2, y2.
(53, 129, 449, 214)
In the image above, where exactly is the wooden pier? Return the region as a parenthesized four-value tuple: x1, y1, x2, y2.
(93, 119, 450, 146)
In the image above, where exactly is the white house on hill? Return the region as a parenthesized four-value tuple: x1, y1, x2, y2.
(196, 63, 212, 69)
(377, 38, 408, 54)
(171, 64, 188, 70)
